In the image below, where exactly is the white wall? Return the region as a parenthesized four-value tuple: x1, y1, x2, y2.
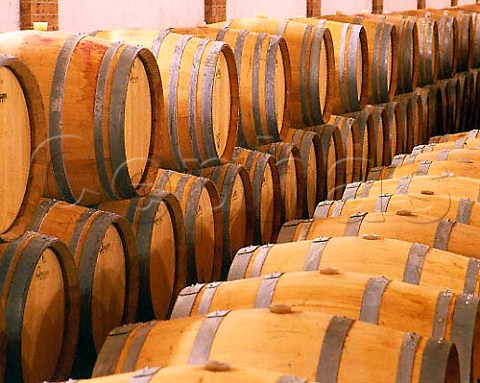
(227, 0, 306, 19)
(321, 0, 372, 16)
(59, 0, 204, 33)
(456, 0, 477, 5)
(425, 0, 452, 7)
(383, 0, 418, 13)
(0, 0, 19, 32)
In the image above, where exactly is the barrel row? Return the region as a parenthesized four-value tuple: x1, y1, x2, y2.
(0, 161, 264, 382)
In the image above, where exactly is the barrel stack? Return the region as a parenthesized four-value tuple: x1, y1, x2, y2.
(2, 1, 480, 383)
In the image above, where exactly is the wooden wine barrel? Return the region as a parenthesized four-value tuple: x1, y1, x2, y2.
(93, 29, 238, 172)
(343, 175, 480, 203)
(468, 12, 480, 68)
(172, 270, 478, 383)
(304, 124, 346, 200)
(194, 164, 254, 276)
(171, 27, 291, 148)
(395, 92, 424, 152)
(231, 148, 281, 245)
(406, 16, 439, 86)
(72, 363, 317, 383)
(429, 9, 472, 72)
(416, 85, 439, 144)
(256, 142, 303, 222)
(358, 105, 388, 166)
(229, 236, 480, 294)
(345, 111, 371, 179)
(294, 18, 368, 114)
(326, 115, 362, 185)
(211, 17, 335, 127)
(443, 6, 480, 71)
(428, 81, 448, 137)
(431, 78, 457, 136)
(0, 231, 80, 383)
(430, 129, 480, 144)
(93, 307, 460, 383)
(314, 193, 480, 228)
(455, 71, 474, 133)
(98, 190, 187, 322)
(469, 69, 480, 128)
(155, 170, 223, 284)
(323, 15, 398, 104)
(368, 159, 480, 183)
(375, 102, 400, 164)
(445, 76, 460, 135)
(390, 150, 480, 167)
(28, 200, 138, 378)
(0, 55, 48, 243)
(0, 31, 162, 206)
(402, 11, 457, 80)
(283, 129, 322, 217)
(383, 15, 419, 94)
(278, 211, 480, 261)
(382, 102, 402, 162)
(413, 138, 480, 153)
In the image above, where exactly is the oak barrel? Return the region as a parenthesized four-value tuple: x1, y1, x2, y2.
(278, 211, 480, 261)
(195, 164, 254, 276)
(452, 6, 480, 69)
(323, 15, 398, 104)
(413, 138, 480, 153)
(348, 104, 386, 171)
(211, 17, 335, 126)
(326, 115, 362, 185)
(383, 15, 419, 94)
(344, 111, 371, 179)
(406, 16, 439, 86)
(314, 193, 480, 228)
(172, 26, 291, 148)
(402, 11, 457, 80)
(93, 29, 238, 171)
(454, 71, 474, 133)
(343, 175, 480, 203)
(296, 18, 368, 114)
(304, 124, 346, 200)
(390, 149, 480, 166)
(368, 159, 480, 182)
(428, 9, 471, 72)
(231, 148, 281, 244)
(395, 92, 424, 152)
(256, 142, 303, 222)
(0, 31, 163, 205)
(429, 128, 480, 144)
(283, 129, 322, 218)
(416, 85, 440, 144)
(28, 200, 138, 377)
(98, 190, 187, 321)
(172, 270, 479, 383)
(469, 69, 480, 128)
(434, 77, 459, 136)
(0, 232, 79, 383)
(92, 308, 460, 383)
(374, 102, 401, 164)
(155, 170, 223, 284)
(229, 236, 480, 296)
(0, 55, 48, 242)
